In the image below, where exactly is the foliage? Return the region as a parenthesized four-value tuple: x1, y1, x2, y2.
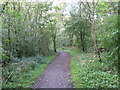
(2, 53, 57, 88)
(1, 1, 118, 88)
(1, 2, 58, 64)
(64, 49, 118, 88)
(64, 1, 118, 66)
(95, 14, 118, 67)
(64, 6, 91, 52)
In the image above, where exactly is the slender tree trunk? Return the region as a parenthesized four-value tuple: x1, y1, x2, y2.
(79, 1, 87, 52)
(87, 1, 102, 62)
(7, 17, 11, 63)
(12, 3, 19, 57)
(80, 29, 86, 52)
(80, 29, 84, 52)
(69, 34, 73, 46)
(52, 36, 57, 53)
(83, 29, 88, 52)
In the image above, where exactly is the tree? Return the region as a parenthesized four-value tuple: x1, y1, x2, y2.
(65, 2, 90, 52)
(1, 1, 54, 65)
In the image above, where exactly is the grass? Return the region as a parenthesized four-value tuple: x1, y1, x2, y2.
(3, 48, 119, 88)
(62, 48, 119, 88)
(19, 55, 56, 88)
(2, 53, 57, 88)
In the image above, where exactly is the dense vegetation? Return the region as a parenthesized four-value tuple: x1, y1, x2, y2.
(1, 1, 62, 88)
(63, 1, 119, 88)
(1, 0, 119, 88)
(64, 49, 118, 88)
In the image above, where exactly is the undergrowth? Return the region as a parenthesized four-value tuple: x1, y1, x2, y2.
(2, 53, 57, 88)
(63, 48, 118, 88)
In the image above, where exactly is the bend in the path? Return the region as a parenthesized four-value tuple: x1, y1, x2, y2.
(32, 51, 73, 88)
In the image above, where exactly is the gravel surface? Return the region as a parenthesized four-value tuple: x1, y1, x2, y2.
(31, 51, 73, 88)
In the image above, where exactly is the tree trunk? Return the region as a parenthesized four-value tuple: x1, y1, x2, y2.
(53, 36, 57, 53)
(87, 1, 102, 62)
(80, 29, 84, 52)
(7, 17, 11, 63)
(69, 34, 73, 46)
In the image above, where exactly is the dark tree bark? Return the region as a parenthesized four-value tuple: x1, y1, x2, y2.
(78, 1, 88, 53)
(69, 33, 74, 46)
(80, 29, 87, 52)
(52, 35, 57, 53)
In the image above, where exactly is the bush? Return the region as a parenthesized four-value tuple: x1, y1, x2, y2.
(2, 55, 47, 88)
(70, 50, 119, 88)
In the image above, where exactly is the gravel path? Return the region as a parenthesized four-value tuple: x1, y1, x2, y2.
(31, 51, 73, 88)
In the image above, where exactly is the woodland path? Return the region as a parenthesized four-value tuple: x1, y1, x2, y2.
(32, 51, 73, 88)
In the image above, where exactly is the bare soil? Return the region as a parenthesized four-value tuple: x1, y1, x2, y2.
(31, 51, 73, 88)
